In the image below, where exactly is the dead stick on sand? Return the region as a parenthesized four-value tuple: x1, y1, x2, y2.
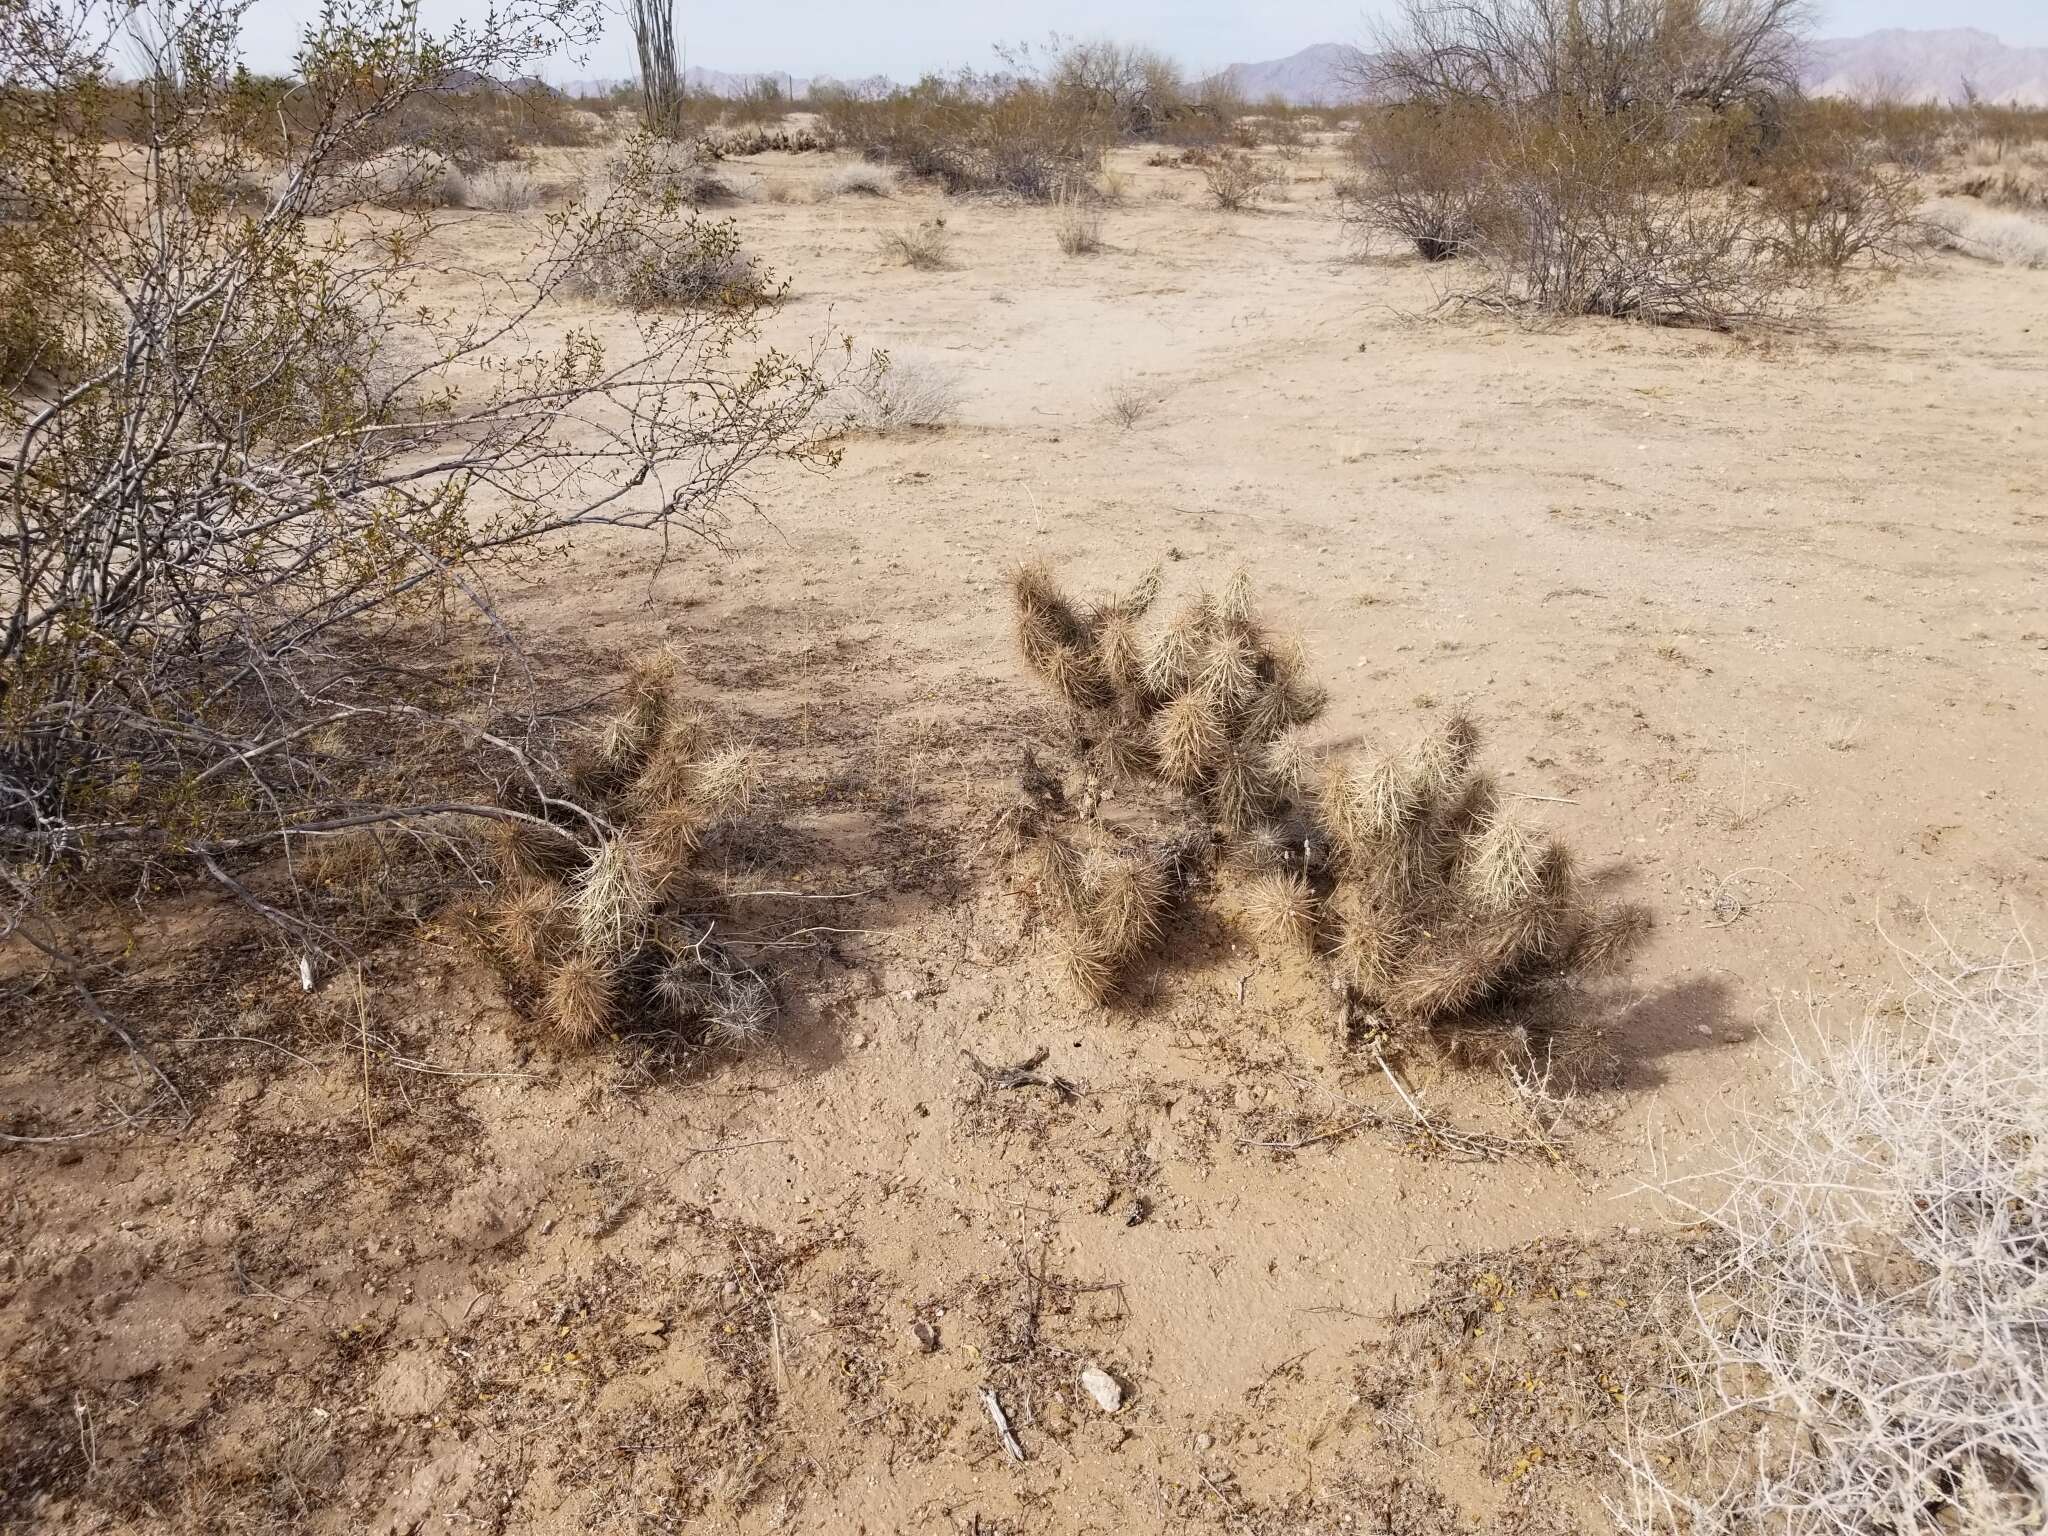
(980, 1386, 1027, 1462)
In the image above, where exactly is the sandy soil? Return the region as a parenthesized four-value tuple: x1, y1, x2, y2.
(3, 138, 2044, 1534)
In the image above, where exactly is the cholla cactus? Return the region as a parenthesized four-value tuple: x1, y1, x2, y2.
(485, 649, 777, 1052)
(1314, 713, 1652, 1055)
(1011, 562, 1327, 833)
(1010, 564, 1649, 1056)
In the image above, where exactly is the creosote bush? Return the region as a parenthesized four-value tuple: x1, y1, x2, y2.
(1006, 565, 1650, 1060)
(819, 58, 1114, 202)
(0, 0, 859, 1095)
(1342, 102, 1500, 260)
(1339, 0, 1926, 327)
(556, 215, 776, 310)
(485, 651, 777, 1051)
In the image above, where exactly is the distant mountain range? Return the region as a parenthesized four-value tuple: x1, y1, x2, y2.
(1802, 28, 2048, 104)
(1213, 28, 2048, 107)
(1210, 42, 1370, 107)
(554, 29, 2048, 109)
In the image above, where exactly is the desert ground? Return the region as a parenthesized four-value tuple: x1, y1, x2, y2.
(3, 135, 2045, 1533)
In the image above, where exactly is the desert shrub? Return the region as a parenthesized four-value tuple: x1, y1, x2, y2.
(555, 215, 775, 309)
(822, 353, 959, 432)
(1353, 0, 1919, 326)
(1472, 119, 1792, 327)
(724, 74, 789, 127)
(1454, 113, 1915, 329)
(1962, 101, 2048, 165)
(1757, 134, 1923, 272)
(352, 146, 467, 209)
(1152, 101, 1237, 150)
(1007, 565, 1650, 1046)
(1860, 90, 1950, 173)
(822, 69, 1111, 201)
(1045, 38, 1184, 138)
(0, 221, 93, 383)
(878, 216, 950, 269)
(469, 163, 538, 212)
(1343, 101, 1501, 260)
(188, 73, 597, 166)
(1365, 0, 1807, 117)
(1945, 169, 2045, 212)
(1614, 957, 2048, 1536)
(1263, 107, 1306, 150)
(483, 652, 780, 1052)
(1103, 378, 1150, 427)
(0, 0, 854, 1094)
(1202, 149, 1283, 210)
(1052, 189, 1103, 254)
(1923, 198, 2048, 269)
(597, 137, 741, 208)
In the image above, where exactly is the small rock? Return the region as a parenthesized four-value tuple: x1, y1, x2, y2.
(850, 1032, 868, 1049)
(1080, 1364, 1123, 1413)
(911, 1320, 939, 1353)
(1194, 1431, 1213, 1452)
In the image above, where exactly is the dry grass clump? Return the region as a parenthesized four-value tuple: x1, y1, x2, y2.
(1614, 954, 2048, 1536)
(821, 354, 959, 433)
(469, 164, 539, 212)
(878, 217, 951, 270)
(483, 651, 780, 1052)
(1052, 189, 1103, 254)
(1008, 564, 1648, 1058)
(1923, 197, 2048, 269)
(1202, 150, 1284, 210)
(823, 163, 895, 198)
(1945, 168, 2046, 212)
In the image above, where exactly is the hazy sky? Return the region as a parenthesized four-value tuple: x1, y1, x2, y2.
(228, 0, 2048, 84)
